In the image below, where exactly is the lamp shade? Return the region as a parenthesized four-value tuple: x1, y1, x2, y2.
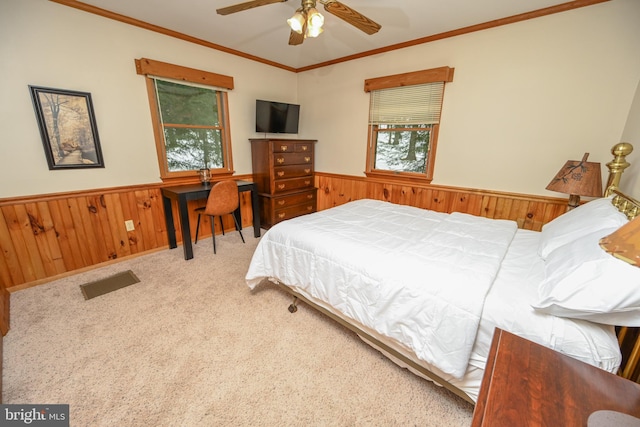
(600, 216, 640, 267)
(287, 10, 306, 34)
(546, 153, 603, 197)
(307, 7, 324, 28)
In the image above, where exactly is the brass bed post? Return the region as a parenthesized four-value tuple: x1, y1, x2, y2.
(604, 142, 633, 196)
(618, 327, 640, 381)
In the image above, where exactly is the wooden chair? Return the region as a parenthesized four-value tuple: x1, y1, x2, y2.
(194, 180, 245, 254)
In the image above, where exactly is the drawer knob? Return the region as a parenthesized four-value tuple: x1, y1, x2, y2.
(304, 169, 311, 174)
(304, 157, 311, 162)
(306, 205, 313, 211)
(277, 171, 285, 177)
(301, 146, 308, 151)
(304, 180, 310, 185)
(307, 194, 313, 199)
(280, 145, 288, 151)
(277, 158, 285, 164)
(278, 184, 286, 190)
(277, 200, 286, 206)
(278, 213, 286, 219)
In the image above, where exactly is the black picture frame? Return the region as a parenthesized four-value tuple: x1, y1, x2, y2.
(29, 85, 105, 170)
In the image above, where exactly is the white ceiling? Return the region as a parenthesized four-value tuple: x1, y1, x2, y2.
(75, 0, 588, 69)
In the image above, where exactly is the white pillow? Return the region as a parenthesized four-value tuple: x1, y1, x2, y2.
(537, 197, 629, 259)
(533, 228, 640, 326)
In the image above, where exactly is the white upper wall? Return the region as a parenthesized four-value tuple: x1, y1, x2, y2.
(0, 0, 298, 198)
(621, 80, 640, 196)
(1, 0, 639, 199)
(298, 0, 640, 197)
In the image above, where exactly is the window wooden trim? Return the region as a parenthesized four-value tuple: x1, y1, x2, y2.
(365, 123, 439, 183)
(135, 58, 234, 89)
(364, 67, 454, 92)
(136, 58, 235, 182)
(364, 67, 452, 183)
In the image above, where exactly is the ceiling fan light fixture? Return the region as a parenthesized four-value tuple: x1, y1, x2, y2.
(219, 0, 382, 46)
(287, 10, 306, 34)
(305, 24, 323, 38)
(307, 7, 324, 29)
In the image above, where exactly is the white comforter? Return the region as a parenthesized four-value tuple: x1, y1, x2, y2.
(246, 199, 518, 378)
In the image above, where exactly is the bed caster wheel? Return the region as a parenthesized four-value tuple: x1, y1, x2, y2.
(288, 296, 298, 313)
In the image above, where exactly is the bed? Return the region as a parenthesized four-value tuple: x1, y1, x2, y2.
(245, 143, 640, 403)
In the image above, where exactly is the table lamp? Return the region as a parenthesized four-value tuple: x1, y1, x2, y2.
(600, 215, 640, 267)
(599, 214, 640, 381)
(546, 153, 603, 210)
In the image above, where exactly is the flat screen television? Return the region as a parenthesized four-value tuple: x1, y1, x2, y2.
(255, 99, 300, 134)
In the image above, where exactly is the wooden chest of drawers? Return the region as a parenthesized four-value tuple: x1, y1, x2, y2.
(250, 138, 317, 229)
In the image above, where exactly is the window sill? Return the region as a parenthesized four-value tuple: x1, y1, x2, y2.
(160, 171, 234, 186)
(364, 170, 433, 186)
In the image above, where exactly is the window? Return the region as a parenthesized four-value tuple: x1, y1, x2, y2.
(154, 79, 227, 172)
(135, 58, 234, 181)
(364, 67, 454, 183)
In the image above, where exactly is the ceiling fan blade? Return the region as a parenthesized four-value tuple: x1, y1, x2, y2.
(289, 29, 305, 46)
(322, 1, 381, 35)
(217, 0, 287, 16)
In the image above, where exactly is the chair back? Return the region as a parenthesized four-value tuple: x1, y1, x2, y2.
(204, 180, 239, 216)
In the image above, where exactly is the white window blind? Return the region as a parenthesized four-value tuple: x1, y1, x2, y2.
(369, 82, 444, 125)
(151, 75, 228, 92)
(152, 77, 222, 127)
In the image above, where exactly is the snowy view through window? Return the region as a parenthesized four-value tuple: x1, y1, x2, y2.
(374, 125, 431, 173)
(156, 79, 225, 172)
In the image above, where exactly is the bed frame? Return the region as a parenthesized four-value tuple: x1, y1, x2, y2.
(277, 142, 639, 403)
(605, 144, 640, 382)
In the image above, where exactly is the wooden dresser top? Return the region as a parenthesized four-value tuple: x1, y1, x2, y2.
(472, 328, 640, 427)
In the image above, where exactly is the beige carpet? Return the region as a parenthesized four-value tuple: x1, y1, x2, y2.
(3, 230, 474, 426)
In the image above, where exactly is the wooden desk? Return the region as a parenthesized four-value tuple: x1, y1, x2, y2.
(161, 180, 260, 260)
(472, 328, 640, 427)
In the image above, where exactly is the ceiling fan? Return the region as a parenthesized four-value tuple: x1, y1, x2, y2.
(216, 0, 381, 46)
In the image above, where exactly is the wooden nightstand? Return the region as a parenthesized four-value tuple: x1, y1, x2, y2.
(472, 328, 640, 427)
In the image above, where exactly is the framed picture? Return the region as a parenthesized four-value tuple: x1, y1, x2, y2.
(29, 86, 105, 170)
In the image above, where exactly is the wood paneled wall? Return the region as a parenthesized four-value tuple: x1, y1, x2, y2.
(0, 173, 568, 292)
(0, 179, 256, 291)
(315, 172, 568, 230)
